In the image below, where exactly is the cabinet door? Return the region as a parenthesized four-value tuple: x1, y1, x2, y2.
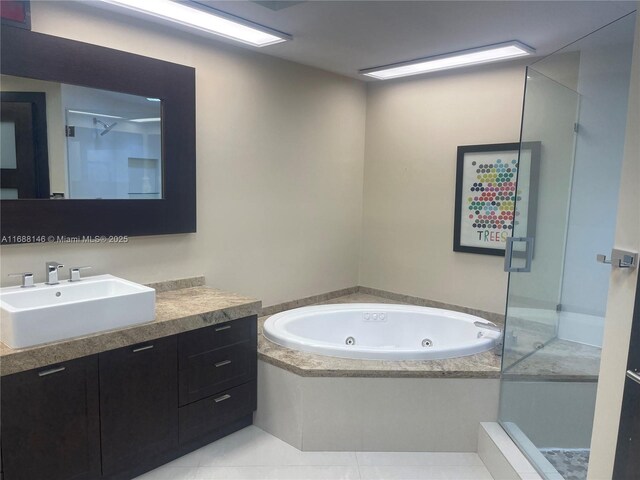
(99, 336, 178, 477)
(0, 356, 101, 480)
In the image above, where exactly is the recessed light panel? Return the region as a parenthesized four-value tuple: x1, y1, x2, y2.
(129, 117, 162, 123)
(361, 41, 535, 80)
(99, 0, 291, 47)
(67, 110, 123, 119)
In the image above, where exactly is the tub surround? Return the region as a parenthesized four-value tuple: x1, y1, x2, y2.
(256, 293, 501, 451)
(255, 360, 500, 452)
(259, 322, 500, 378)
(259, 293, 501, 378)
(0, 281, 261, 376)
(260, 286, 360, 317)
(358, 286, 505, 326)
(262, 286, 505, 326)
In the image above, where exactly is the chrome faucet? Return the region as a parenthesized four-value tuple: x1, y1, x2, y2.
(7, 272, 35, 288)
(69, 266, 92, 282)
(45, 261, 64, 285)
(474, 321, 501, 333)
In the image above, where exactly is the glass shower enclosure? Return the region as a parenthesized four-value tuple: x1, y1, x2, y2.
(498, 12, 637, 480)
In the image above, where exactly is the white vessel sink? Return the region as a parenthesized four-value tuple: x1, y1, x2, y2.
(0, 274, 155, 349)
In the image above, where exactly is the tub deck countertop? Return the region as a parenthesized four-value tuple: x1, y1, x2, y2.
(258, 293, 502, 378)
(0, 278, 261, 377)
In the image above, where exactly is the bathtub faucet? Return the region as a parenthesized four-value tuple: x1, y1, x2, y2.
(474, 321, 501, 332)
(474, 321, 503, 356)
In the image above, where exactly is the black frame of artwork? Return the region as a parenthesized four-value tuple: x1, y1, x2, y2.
(453, 142, 541, 256)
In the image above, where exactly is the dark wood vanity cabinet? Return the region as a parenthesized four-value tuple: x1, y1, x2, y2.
(0, 315, 258, 480)
(99, 336, 178, 478)
(179, 315, 257, 405)
(177, 316, 257, 446)
(0, 356, 101, 480)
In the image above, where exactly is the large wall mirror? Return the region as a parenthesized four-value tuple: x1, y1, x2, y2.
(0, 26, 195, 242)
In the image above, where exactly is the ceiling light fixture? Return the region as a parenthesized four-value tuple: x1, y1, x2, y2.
(360, 41, 535, 80)
(67, 110, 123, 119)
(98, 0, 291, 47)
(129, 117, 162, 123)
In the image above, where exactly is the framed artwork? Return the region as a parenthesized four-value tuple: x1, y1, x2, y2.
(0, 1, 31, 30)
(453, 142, 540, 256)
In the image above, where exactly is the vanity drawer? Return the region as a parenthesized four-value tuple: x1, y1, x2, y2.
(178, 315, 256, 365)
(179, 380, 256, 445)
(179, 340, 256, 405)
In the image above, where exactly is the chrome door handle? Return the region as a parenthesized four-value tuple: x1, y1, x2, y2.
(626, 370, 640, 385)
(597, 249, 637, 270)
(504, 237, 534, 273)
(214, 394, 231, 403)
(215, 360, 232, 368)
(215, 325, 231, 332)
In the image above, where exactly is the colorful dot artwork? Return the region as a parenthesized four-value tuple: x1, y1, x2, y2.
(466, 158, 521, 231)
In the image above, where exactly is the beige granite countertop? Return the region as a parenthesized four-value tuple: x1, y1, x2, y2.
(258, 293, 502, 378)
(502, 338, 601, 381)
(0, 283, 261, 376)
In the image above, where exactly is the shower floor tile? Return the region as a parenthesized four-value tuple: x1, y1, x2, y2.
(540, 449, 590, 480)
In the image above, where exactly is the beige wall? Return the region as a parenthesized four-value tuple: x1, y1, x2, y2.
(0, 1, 367, 307)
(588, 10, 640, 480)
(360, 63, 527, 314)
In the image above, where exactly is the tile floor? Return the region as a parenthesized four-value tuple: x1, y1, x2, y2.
(541, 449, 590, 480)
(134, 426, 495, 480)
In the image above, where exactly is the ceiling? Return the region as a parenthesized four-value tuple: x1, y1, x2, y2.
(104, 1, 638, 81)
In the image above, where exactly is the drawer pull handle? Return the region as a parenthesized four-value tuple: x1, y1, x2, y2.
(214, 394, 231, 403)
(132, 345, 154, 353)
(627, 370, 640, 385)
(215, 325, 231, 332)
(38, 366, 66, 377)
(215, 360, 232, 368)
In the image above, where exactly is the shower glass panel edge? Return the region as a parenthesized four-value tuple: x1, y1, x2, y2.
(498, 11, 637, 480)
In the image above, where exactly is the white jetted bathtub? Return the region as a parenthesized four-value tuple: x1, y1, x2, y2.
(263, 303, 501, 360)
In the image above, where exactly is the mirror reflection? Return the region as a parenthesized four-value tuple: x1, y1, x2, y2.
(0, 75, 162, 200)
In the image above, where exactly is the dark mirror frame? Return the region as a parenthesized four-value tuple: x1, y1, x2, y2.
(0, 26, 196, 243)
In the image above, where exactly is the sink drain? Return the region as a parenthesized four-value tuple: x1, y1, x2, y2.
(345, 336, 356, 346)
(422, 338, 433, 347)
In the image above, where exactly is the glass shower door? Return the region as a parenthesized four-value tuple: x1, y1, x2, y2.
(502, 67, 580, 372)
(499, 12, 636, 480)
(499, 66, 581, 479)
